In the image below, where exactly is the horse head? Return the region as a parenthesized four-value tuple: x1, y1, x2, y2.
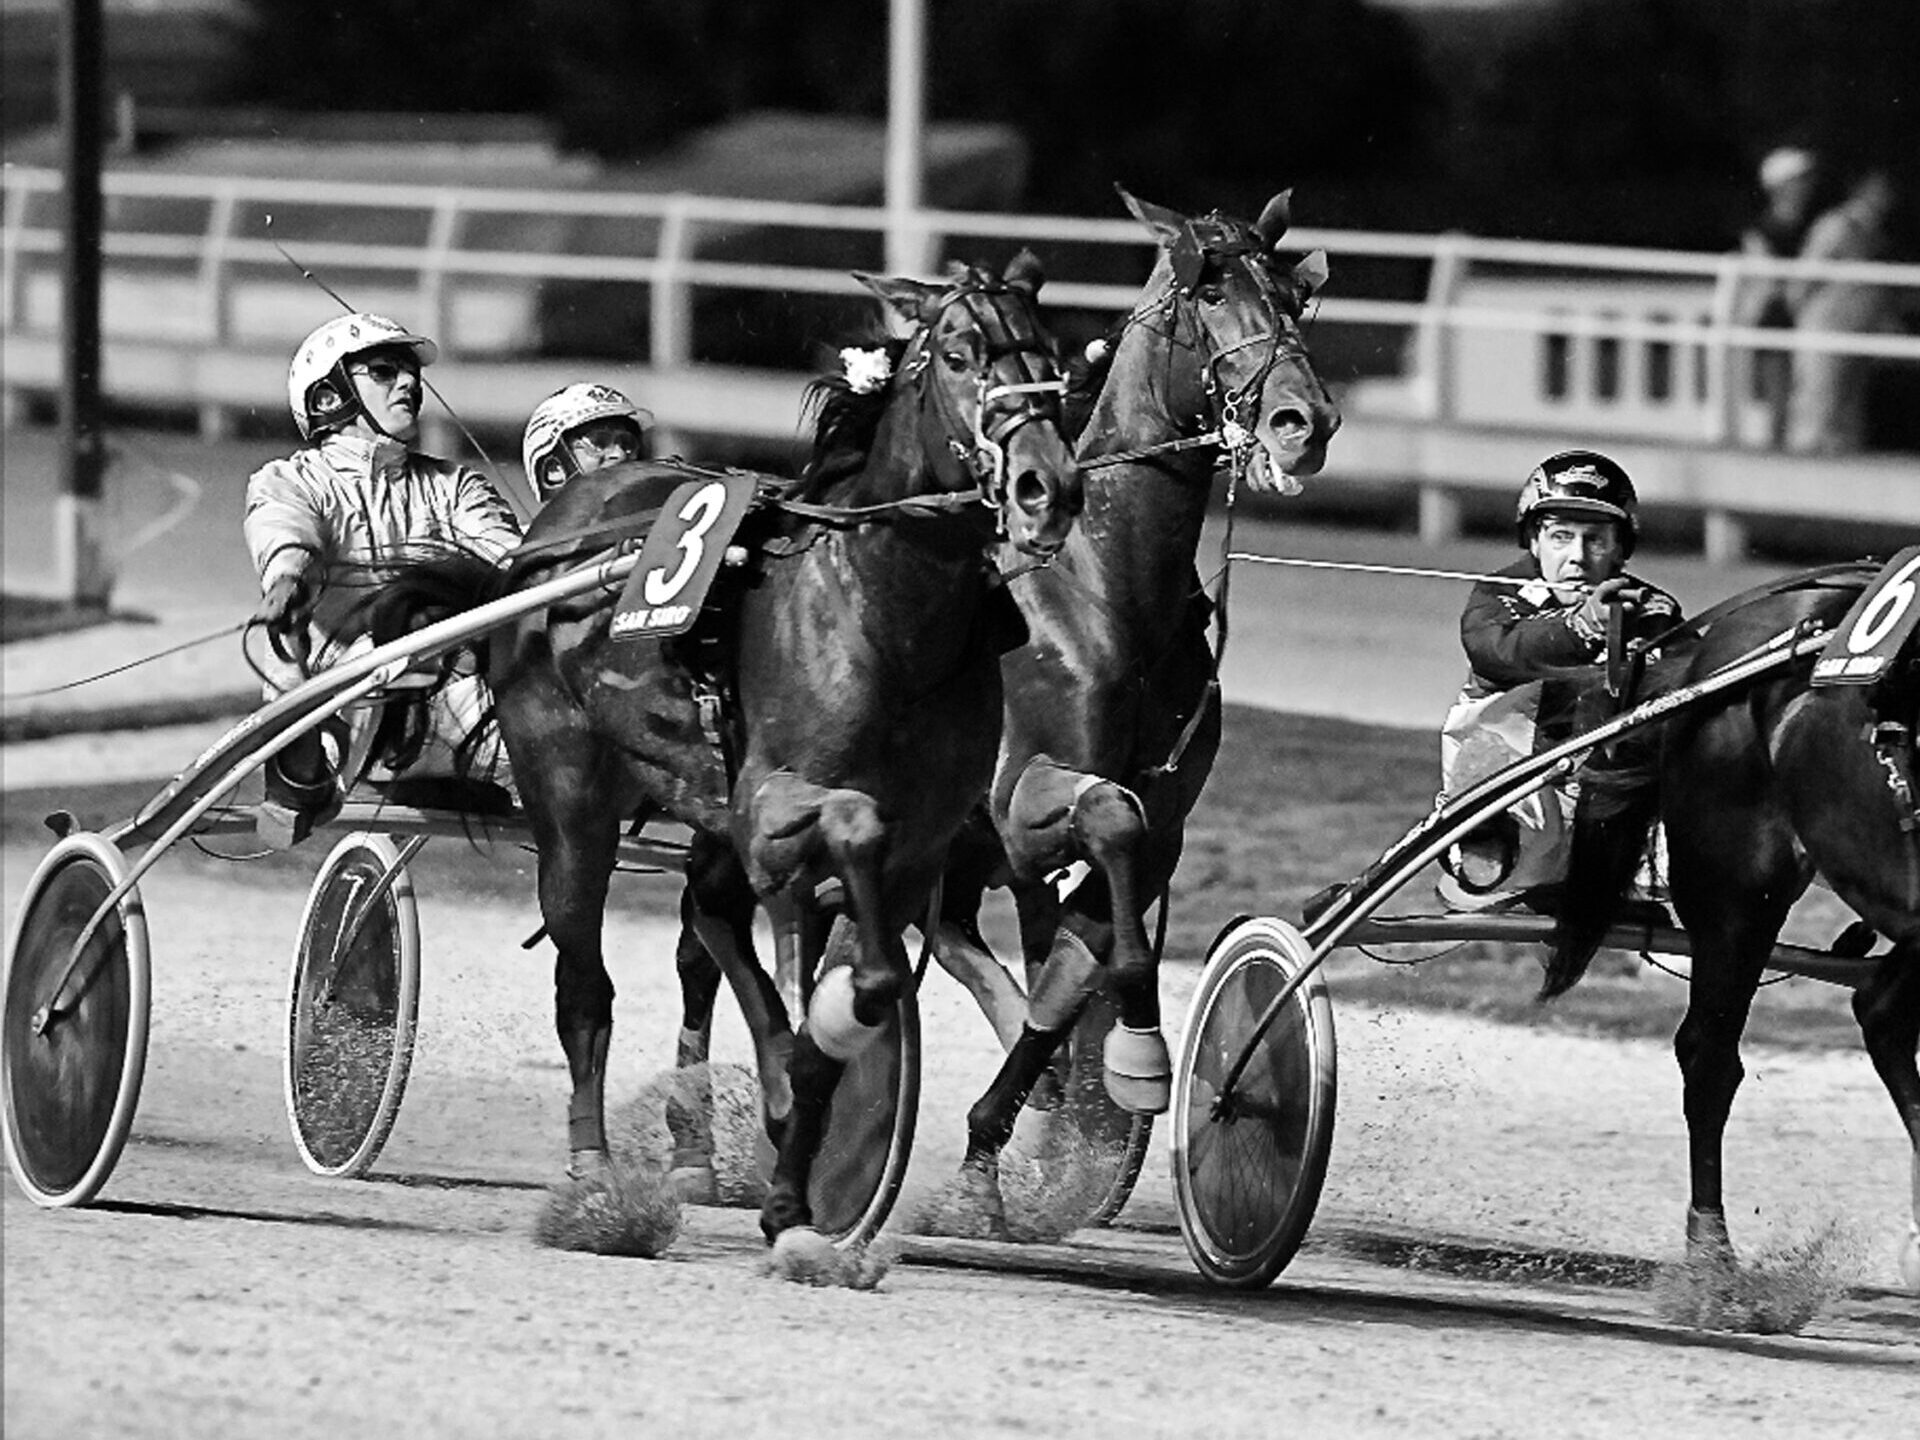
(1119, 187, 1341, 492)
(853, 254, 1082, 557)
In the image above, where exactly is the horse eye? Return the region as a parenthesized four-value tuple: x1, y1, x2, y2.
(1197, 284, 1227, 305)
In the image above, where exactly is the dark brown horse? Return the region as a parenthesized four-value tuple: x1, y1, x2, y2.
(363, 256, 1081, 1243)
(930, 190, 1341, 1224)
(1545, 569, 1920, 1286)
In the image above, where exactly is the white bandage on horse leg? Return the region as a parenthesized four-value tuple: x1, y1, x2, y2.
(807, 965, 884, 1062)
(1103, 1023, 1172, 1115)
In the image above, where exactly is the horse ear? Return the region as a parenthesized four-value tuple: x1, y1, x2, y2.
(1003, 248, 1045, 296)
(854, 270, 941, 324)
(1291, 249, 1330, 299)
(1254, 190, 1294, 246)
(1117, 184, 1185, 245)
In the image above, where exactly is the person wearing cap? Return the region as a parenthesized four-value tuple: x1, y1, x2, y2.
(520, 382, 653, 504)
(246, 312, 523, 847)
(1785, 169, 1900, 454)
(1435, 451, 1681, 912)
(1736, 146, 1826, 448)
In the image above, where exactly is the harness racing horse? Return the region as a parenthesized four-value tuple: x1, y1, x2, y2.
(930, 190, 1341, 1227)
(362, 256, 1081, 1242)
(1544, 568, 1920, 1287)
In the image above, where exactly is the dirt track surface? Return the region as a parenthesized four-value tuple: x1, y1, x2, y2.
(5, 850, 1916, 1438)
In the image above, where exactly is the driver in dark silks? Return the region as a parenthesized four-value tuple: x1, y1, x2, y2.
(1436, 450, 1682, 913)
(247, 313, 523, 849)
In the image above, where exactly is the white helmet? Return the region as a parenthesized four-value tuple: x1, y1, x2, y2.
(287, 313, 439, 439)
(521, 382, 651, 498)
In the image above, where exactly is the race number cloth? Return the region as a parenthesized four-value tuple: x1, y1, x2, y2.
(1439, 680, 1574, 891)
(1813, 545, 1920, 686)
(611, 473, 758, 640)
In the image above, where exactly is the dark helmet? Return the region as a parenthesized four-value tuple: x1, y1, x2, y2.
(1515, 449, 1638, 557)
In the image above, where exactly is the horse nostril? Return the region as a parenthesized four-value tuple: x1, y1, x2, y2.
(1012, 471, 1051, 515)
(1269, 406, 1311, 438)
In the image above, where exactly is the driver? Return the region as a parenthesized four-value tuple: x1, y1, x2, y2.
(246, 313, 523, 848)
(521, 382, 652, 503)
(1436, 450, 1682, 912)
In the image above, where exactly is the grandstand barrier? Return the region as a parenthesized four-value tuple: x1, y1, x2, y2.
(7, 165, 1920, 561)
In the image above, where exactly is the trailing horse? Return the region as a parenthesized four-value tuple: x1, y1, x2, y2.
(930, 190, 1341, 1227)
(358, 255, 1082, 1244)
(1545, 564, 1920, 1287)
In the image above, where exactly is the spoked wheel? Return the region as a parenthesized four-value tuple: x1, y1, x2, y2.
(803, 930, 921, 1249)
(3, 833, 152, 1208)
(284, 832, 422, 1178)
(1172, 916, 1336, 1288)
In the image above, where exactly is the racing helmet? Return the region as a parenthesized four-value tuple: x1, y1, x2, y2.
(1515, 449, 1638, 557)
(521, 382, 651, 498)
(287, 313, 439, 440)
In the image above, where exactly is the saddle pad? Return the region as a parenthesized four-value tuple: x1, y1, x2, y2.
(610, 472, 759, 640)
(1813, 545, 1920, 686)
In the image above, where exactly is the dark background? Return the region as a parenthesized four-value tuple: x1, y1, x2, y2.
(5, 0, 1917, 253)
(219, 0, 1920, 252)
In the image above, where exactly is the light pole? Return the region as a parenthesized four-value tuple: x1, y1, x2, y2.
(885, 0, 936, 278)
(59, 0, 111, 610)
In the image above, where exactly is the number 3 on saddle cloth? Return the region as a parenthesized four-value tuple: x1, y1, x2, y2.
(1814, 544, 1920, 831)
(374, 472, 765, 804)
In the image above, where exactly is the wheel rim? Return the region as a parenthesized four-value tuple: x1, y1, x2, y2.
(1175, 920, 1335, 1284)
(285, 834, 418, 1176)
(807, 989, 919, 1246)
(3, 836, 149, 1206)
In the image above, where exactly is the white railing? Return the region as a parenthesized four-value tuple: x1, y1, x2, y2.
(6, 164, 1920, 558)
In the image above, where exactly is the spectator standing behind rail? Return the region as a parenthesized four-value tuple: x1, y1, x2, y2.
(1435, 451, 1681, 915)
(1734, 146, 1826, 449)
(1785, 170, 1899, 455)
(247, 312, 523, 849)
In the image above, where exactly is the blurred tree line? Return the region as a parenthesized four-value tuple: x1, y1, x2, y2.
(223, 0, 1918, 253)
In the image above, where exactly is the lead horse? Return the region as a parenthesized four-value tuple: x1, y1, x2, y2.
(1545, 568, 1920, 1286)
(362, 255, 1081, 1245)
(931, 190, 1340, 1225)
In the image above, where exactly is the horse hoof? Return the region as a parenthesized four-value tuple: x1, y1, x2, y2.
(766, 1227, 840, 1285)
(667, 1165, 719, 1205)
(1899, 1224, 1920, 1291)
(1102, 1024, 1171, 1115)
(808, 966, 883, 1062)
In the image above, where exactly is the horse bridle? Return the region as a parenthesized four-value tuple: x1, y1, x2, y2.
(903, 276, 1068, 517)
(1082, 216, 1312, 478)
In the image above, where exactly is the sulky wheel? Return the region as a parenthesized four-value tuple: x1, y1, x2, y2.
(3, 833, 152, 1208)
(1172, 916, 1336, 1288)
(284, 832, 422, 1178)
(804, 945, 921, 1249)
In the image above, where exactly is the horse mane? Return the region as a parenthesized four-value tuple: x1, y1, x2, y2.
(796, 333, 912, 498)
(1063, 322, 1126, 445)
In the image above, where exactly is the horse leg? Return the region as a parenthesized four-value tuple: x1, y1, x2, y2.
(1670, 867, 1792, 1267)
(660, 889, 724, 1202)
(1851, 939, 1920, 1287)
(684, 839, 796, 1161)
(930, 853, 1029, 1052)
(529, 795, 623, 1180)
(756, 899, 848, 1241)
(749, 778, 910, 1238)
(1068, 780, 1171, 1114)
(1005, 758, 1167, 1113)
